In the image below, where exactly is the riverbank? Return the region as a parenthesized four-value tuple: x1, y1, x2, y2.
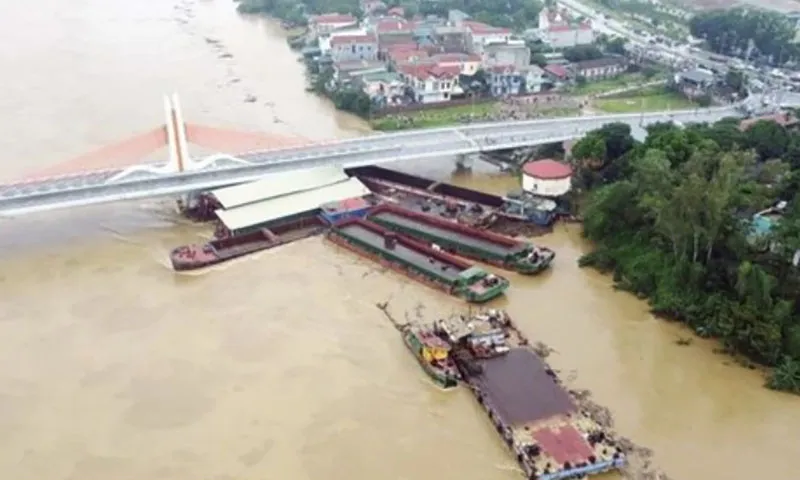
(573, 117, 800, 394)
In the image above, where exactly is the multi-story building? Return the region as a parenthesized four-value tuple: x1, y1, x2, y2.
(430, 53, 481, 76)
(433, 25, 470, 53)
(482, 39, 531, 71)
(330, 33, 379, 63)
(374, 18, 415, 49)
(486, 65, 546, 96)
(397, 63, 461, 103)
(537, 8, 593, 48)
(462, 21, 511, 54)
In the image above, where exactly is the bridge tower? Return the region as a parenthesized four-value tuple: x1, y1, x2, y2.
(163, 93, 191, 173)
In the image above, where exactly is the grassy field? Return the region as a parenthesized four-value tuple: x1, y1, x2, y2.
(594, 86, 696, 113)
(569, 72, 666, 96)
(370, 102, 580, 131)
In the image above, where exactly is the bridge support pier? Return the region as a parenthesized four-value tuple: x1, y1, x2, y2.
(455, 153, 477, 171)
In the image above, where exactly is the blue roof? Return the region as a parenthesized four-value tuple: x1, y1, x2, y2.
(751, 215, 777, 237)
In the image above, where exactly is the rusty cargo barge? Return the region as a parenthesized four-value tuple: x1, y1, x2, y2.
(365, 204, 555, 274)
(327, 217, 509, 303)
(347, 166, 565, 233)
(416, 311, 625, 480)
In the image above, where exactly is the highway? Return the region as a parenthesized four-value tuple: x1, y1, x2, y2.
(0, 102, 786, 216)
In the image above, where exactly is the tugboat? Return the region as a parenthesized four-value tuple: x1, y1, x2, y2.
(401, 324, 460, 389)
(515, 245, 556, 274)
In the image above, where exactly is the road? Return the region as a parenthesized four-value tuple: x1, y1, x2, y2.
(0, 105, 762, 216)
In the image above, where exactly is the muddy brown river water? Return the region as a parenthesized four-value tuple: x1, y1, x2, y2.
(0, 0, 796, 479)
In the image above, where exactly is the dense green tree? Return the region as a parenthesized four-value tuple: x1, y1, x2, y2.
(576, 118, 800, 394)
(689, 8, 798, 65)
(563, 45, 604, 62)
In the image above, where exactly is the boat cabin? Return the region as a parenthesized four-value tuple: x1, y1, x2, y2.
(454, 266, 492, 287)
(409, 328, 452, 363)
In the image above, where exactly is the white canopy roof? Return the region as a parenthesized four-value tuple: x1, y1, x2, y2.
(216, 177, 371, 232)
(211, 166, 348, 209)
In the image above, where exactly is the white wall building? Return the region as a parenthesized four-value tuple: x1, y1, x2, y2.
(521, 159, 572, 197)
(462, 20, 511, 54)
(537, 7, 594, 49)
(330, 33, 378, 63)
(397, 64, 461, 103)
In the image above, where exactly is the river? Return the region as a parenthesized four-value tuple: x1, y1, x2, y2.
(0, 0, 796, 479)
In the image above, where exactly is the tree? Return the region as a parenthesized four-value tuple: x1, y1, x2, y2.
(689, 8, 797, 65)
(744, 120, 790, 161)
(563, 45, 603, 62)
(531, 53, 548, 67)
(577, 117, 800, 394)
(605, 37, 627, 55)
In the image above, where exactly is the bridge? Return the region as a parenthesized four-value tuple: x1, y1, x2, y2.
(0, 93, 793, 216)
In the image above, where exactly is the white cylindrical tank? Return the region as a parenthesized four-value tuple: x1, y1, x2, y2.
(521, 159, 573, 197)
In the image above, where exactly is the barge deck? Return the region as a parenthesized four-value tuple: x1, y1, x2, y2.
(327, 218, 509, 303)
(435, 311, 625, 480)
(367, 204, 555, 274)
(337, 221, 464, 282)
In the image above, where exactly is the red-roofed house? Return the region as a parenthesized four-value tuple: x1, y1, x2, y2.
(374, 18, 415, 48)
(537, 8, 593, 48)
(387, 48, 430, 67)
(387, 6, 405, 17)
(544, 64, 569, 81)
(462, 21, 511, 54)
(330, 33, 379, 62)
(397, 63, 461, 103)
(310, 14, 359, 36)
(430, 53, 482, 76)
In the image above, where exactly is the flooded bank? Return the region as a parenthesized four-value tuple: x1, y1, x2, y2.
(0, 0, 797, 479)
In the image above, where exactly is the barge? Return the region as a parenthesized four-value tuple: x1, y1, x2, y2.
(347, 165, 562, 230)
(170, 215, 327, 271)
(429, 311, 625, 480)
(326, 218, 509, 303)
(367, 204, 555, 274)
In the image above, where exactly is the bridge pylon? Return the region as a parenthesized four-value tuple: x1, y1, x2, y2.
(164, 93, 193, 173)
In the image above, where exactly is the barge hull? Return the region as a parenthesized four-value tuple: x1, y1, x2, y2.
(332, 221, 467, 282)
(368, 205, 526, 258)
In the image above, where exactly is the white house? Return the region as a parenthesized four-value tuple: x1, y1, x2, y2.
(330, 33, 379, 63)
(430, 53, 482, 76)
(462, 20, 511, 54)
(482, 39, 531, 71)
(318, 28, 369, 55)
(397, 63, 461, 103)
(537, 8, 593, 48)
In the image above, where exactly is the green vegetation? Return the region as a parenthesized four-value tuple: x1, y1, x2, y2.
(570, 72, 663, 96)
(417, 0, 542, 31)
(236, 0, 359, 23)
(572, 118, 800, 394)
(238, 0, 545, 31)
(690, 9, 798, 65)
(371, 103, 579, 131)
(594, 86, 694, 113)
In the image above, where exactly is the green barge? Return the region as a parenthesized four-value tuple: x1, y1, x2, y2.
(327, 218, 509, 303)
(366, 204, 555, 274)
